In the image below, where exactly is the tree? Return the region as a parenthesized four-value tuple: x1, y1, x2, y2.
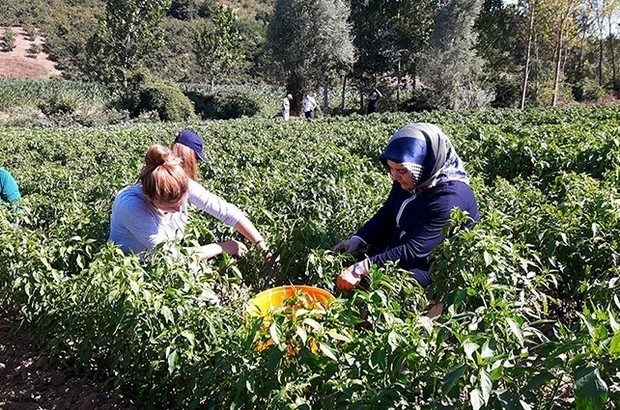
(266, 0, 355, 113)
(475, 0, 525, 108)
(350, 0, 435, 104)
(85, 0, 172, 84)
(194, 4, 244, 90)
(521, 0, 537, 109)
(167, 0, 199, 21)
(550, 0, 578, 106)
(419, 0, 494, 109)
(1, 27, 16, 52)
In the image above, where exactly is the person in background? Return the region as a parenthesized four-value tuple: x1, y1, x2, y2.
(282, 93, 293, 121)
(332, 123, 479, 290)
(109, 144, 269, 259)
(0, 168, 21, 204)
(302, 93, 317, 120)
(0, 168, 23, 225)
(366, 88, 383, 114)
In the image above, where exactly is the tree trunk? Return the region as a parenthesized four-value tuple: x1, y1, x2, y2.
(341, 74, 347, 110)
(551, 2, 574, 107)
(520, 0, 536, 110)
(322, 84, 329, 111)
(609, 16, 617, 88)
(287, 73, 307, 115)
(597, 4, 604, 86)
(359, 87, 364, 112)
(551, 27, 564, 107)
(397, 57, 401, 102)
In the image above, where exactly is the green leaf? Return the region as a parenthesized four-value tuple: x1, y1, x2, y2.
(266, 347, 284, 373)
(418, 315, 434, 335)
(463, 342, 479, 361)
(525, 371, 555, 391)
(319, 342, 338, 361)
(327, 328, 352, 343)
(303, 318, 322, 331)
(470, 388, 483, 410)
(610, 334, 620, 357)
(387, 331, 399, 352)
(167, 349, 179, 375)
(161, 306, 174, 323)
(498, 390, 523, 410)
(442, 364, 467, 395)
(269, 321, 281, 346)
(180, 330, 195, 348)
(506, 318, 524, 345)
(296, 325, 308, 344)
(481, 339, 496, 359)
(480, 370, 492, 403)
(574, 367, 608, 410)
(483, 251, 493, 266)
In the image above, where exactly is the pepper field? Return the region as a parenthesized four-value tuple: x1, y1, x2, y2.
(0, 107, 619, 409)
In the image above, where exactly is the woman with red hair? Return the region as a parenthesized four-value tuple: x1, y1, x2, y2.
(109, 144, 268, 259)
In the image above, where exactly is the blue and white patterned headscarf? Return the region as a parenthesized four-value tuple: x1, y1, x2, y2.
(379, 123, 470, 191)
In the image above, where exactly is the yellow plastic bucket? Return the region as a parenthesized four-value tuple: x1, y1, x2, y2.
(247, 285, 335, 318)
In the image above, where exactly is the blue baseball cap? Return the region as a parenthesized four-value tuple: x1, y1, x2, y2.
(175, 130, 208, 162)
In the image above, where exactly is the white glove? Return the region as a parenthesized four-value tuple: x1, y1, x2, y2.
(331, 236, 365, 254)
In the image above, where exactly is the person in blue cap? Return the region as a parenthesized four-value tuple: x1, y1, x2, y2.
(170, 129, 270, 253)
(171, 129, 208, 181)
(332, 123, 479, 290)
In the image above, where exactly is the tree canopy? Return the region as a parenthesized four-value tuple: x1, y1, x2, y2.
(266, 0, 355, 110)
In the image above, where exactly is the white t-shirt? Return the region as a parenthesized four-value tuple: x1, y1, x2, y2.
(108, 180, 244, 254)
(303, 96, 316, 112)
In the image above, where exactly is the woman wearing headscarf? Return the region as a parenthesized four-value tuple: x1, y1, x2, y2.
(333, 123, 479, 290)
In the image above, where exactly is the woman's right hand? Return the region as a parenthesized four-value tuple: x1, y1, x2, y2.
(331, 236, 363, 254)
(220, 240, 248, 257)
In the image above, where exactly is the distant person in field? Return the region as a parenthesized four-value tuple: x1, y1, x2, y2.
(302, 93, 317, 120)
(0, 168, 23, 225)
(108, 143, 269, 259)
(366, 88, 382, 114)
(282, 93, 292, 121)
(332, 123, 479, 290)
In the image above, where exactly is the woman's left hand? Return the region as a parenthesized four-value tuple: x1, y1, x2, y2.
(220, 240, 248, 257)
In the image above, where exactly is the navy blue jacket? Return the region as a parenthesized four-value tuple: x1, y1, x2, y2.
(356, 180, 479, 271)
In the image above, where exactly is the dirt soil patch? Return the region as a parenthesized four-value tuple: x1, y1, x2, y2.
(0, 315, 137, 409)
(0, 26, 62, 79)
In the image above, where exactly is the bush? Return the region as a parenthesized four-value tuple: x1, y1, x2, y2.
(39, 92, 78, 116)
(491, 75, 521, 108)
(573, 78, 605, 102)
(28, 43, 42, 57)
(186, 89, 261, 119)
(2, 27, 16, 52)
(121, 68, 196, 121)
(24, 24, 38, 41)
(399, 88, 437, 112)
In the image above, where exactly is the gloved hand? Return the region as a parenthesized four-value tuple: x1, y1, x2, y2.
(331, 236, 365, 254)
(336, 259, 369, 291)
